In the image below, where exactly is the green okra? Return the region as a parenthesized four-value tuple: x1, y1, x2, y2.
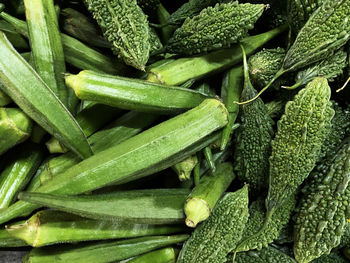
(61, 8, 111, 48)
(220, 66, 243, 150)
(0, 142, 43, 210)
(0, 99, 228, 224)
(6, 210, 185, 247)
(24, 0, 70, 110)
(157, 4, 176, 44)
(184, 162, 236, 228)
(0, 108, 32, 155)
(66, 70, 210, 114)
(46, 103, 122, 153)
(23, 235, 189, 263)
(120, 247, 179, 263)
(172, 155, 198, 181)
(0, 228, 27, 247)
(0, 11, 127, 76)
(0, 89, 11, 106)
(203, 146, 216, 173)
(0, 20, 28, 50)
(0, 32, 92, 159)
(19, 189, 189, 224)
(147, 25, 287, 86)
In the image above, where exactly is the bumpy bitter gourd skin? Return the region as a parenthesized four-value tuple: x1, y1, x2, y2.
(288, 0, 323, 33)
(234, 78, 274, 193)
(266, 77, 334, 212)
(235, 246, 296, 263)
(83, 0, 150, 70)
(235, 196, 296, 253)
(282, 0, 350, 73)
(149, 28, 163, 56)
(177, 186, 249, 263)
(248, 48, 286, 89)
(167, 2, 265, 55)
(311, 251, 349, 263)
(294, 139, 350, 263)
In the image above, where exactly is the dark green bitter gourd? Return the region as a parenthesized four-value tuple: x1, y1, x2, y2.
(294, 139, 350, 263)
(167, 2, 265, 55)
(234, 245, 296, 263)
(233, 45, 274, 193)
(82, 0, 150, 70)
(177, 186, 249, 263)
(311, 251, 349, 263)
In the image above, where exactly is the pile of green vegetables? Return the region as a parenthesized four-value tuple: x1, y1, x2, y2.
(0, 0, 349, 262)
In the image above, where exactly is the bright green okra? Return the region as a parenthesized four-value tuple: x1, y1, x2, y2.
(23, 235, 189, 263)
(147, 25, 287, 86)
(66, 70, 211, 114)
(19, 189, 189, 224)
(0, 108, 32, 155)
(0, 20, 28, 50)
(120, 247, 178, 263)
(0, 89, 11, 107)
(0, 142, 43, 210)
(0, 228, 27, 247)
(0, 32, 92, 159)
(6, 210, 185, 247)
(0, 99, 228, 224)
(184, 162, 236, 228)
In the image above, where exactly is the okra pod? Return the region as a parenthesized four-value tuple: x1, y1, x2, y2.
(19, 189, 189, 224)
(24, 0, 70, 110)
(66, 70, 210, 114)
(6, 210, 185, 247)
(0, 20, 28, 50)
(0, 142, 43, 209)
(0, 11, 127, 75)
(23, 235, 189, 263)
(156, 4, 176, 44)
(172, 155, 198, 181)
(46, 103, 122, 153)
(147, 25, 287, 85)
(0, 228, 27, 247)
(121, 247, 179, 263)
(0, 89, 11, 106)
(184, 162, 236, 227)
(220, 66, 243, 150)
(0, 32, 92, 159)
(0, 100, 227, 224)
(0, 108, 32, 155)
(203, 146, 216, 173)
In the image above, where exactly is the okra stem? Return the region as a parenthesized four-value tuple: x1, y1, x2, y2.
(120, 247, 179, 263)
(203, 146, 216, 173)
(0, 228, 27, 247)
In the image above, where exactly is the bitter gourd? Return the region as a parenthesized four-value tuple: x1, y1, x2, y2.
(288, 0, 323, 33)
(266, 77, 334, 213)
(248, 47, 286, 89)
(233, 45, 274, 193)
(311, 251, 349, 263)
(149, 28, 163, 56)
(266, 100, 286, 119)
(339, 223, 350, 248)
(287, 50, 348, 90)
(177, 186, 249, 263)
(167, 2, 265, 55)
(82, 0, 150, 70)
(294, 139, 350, 263)
(234, 196, 296, 253)
(234, 245, 296, 263)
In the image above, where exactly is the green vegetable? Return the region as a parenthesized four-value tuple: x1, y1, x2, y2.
(177, 186, 249, 263)
(266, 100, 286, 119)
(235, 245, 296, 263)
(286, 49, 348, 90)
(136, 0, 160, 20)
(121, 247, 178, 263)
(172, 155, 198, 181)
(0, 99, 228, 224)
(0, 89, 11, 106)
(156, 3, 175, 44)
(288, 0, 323, 33)
(0, 32, 92, 159)
(46, 103, 122, 154)
(344, 247, 350, 260)
(66, 70, 210, 114)
(184, 162, 236, 228)
(233, 45, 274, 193)
(234, 196, 296, 253)
(19, 189, 188, 224)
(311, 251, 349, 263)
(0, 228, 27, 247)
(6, 210, 185, 247)
(61, 8, 111, 48)
(0, 142, 43, 210)
(167, 2, 265, 55)
(147, 26, 287, 86)
(149, 28, 163, 56)
(23, 235, 189, 263)
(0, 108, 32, 155)
(266, 77, 334, 213)
(0, 20, 28, 50)
(339, 223, 350, 248)
(24, 0, 71, 111)
(203, 146, 216, 172)
(0, 11, 127, 75)
(220, 66, 243, 150)
(294, 139, 350, 263)
(83, 0, 150, 70)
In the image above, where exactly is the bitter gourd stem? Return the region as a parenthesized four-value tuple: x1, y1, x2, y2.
(337, 77, 350, 92)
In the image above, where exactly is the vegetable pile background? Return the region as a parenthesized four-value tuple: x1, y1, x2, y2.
(0, 0, 349, 262)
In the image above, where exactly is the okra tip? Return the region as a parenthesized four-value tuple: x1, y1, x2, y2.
(0, 4, 4, 13)
(184, 197, 210, 228)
